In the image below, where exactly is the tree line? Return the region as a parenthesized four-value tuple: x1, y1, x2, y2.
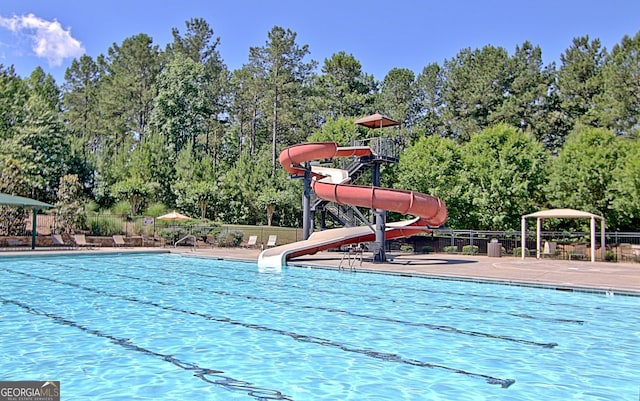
(1, 18, 639, 233)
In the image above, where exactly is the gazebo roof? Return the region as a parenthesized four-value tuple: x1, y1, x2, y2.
(354, 113, 400, 128)
(523, 208, 603, 220)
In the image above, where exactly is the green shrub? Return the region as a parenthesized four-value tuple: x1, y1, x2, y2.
(512, 247, 530, 257)
(190, 224, 216, 241)
(421, 246, 434, 254)
(88, 216, 121, 236)
(400, 245, 414, 253)
(462, 245, 479, 255)
(132, 218, 156, 235)
(111, 200, 132, 218)
(216, 230, 244, 247)
(443, 246, 458, 253)
(605, 250, 616, 262)
(145, 202, 167, 217)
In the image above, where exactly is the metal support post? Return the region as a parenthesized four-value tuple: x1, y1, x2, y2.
(302, 162, 312, 240)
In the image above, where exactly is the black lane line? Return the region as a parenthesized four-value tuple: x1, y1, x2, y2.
(174, 254, 594, 311)
(35, 253, 594, 314)
(73, 264, 558, 349)
(168, 263, 585, 325)
(2, 266, 516, 388)
(160, 256, 585, 324)
(0, 297, 294, 401)
(82, 255, 582, 326)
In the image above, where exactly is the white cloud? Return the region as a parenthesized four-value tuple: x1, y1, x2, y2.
(0, 13, 85, 66)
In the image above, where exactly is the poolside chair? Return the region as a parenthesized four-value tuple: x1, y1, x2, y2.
(51, 234, 73, 248)
(569, 243, 587, 260)
(112, 235, 126, 247)
(542, 241, 557, 258)
(73, 234, 101, 249)
(6, 238, 28, 247)
(244, 235, 258, 248)
(620, 243, 635, 262)
(266, 235, 277, 247)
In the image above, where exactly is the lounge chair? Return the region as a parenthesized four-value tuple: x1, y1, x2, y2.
(244, 235, 258, 248)
(619, 243, 640, 262)
(6, 238, 28, 247)
(569, 243, 587, 260)
(73, 234, 101, 249)
(266, 235, 277, 247)
(206, 234, 217, 247)
(542, 241, 557, 258)
(51, 234, 73, 248)
(112, 235, 126, 247)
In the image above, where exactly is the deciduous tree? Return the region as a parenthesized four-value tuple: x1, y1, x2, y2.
(459, 124, 548, 230)
(546, 127, 621, 228)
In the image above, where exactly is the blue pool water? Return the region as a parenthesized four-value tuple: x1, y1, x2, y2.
(0, 253, 638, 400)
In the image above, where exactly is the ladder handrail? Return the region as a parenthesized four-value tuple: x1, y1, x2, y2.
(174, 234, 197, 248)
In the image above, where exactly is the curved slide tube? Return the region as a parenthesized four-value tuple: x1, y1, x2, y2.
(258, 142, 448, 270)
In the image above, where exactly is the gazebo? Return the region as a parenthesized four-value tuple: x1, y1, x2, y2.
(521, 208, 606, 262)
(0, 193, 54, 249)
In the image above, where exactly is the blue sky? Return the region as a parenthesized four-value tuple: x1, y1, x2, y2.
(1, 0, 639, 84)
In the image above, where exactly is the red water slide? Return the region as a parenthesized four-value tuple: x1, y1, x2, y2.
(258, 142, 448, 270)
(279, 142, 448, 227)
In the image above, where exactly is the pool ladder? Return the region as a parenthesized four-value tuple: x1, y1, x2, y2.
(339, 245, 363, 271)
(174, 235, 197, 250)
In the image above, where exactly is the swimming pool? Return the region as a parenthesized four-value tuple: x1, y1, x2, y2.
(0, 253, 638, 400)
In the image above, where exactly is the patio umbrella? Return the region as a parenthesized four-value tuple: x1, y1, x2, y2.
(157, 211, 191, 244)
(157, 211, 191, 221)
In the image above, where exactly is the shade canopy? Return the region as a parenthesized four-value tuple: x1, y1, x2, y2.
(0, 193, 54, 209)
(354, 113, 400, 129)
(157, 211, 191, 221)
(0, 193, 54, 250)
(521, 208, 606, 262)
(523, 208, 602, 220)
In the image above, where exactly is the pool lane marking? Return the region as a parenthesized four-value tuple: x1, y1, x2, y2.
(168, 263, 586, 325)
(162, 257, 588, 322)
(170, 254, 594, 310)
(0, 296, 294, 401)
(33, 252, 593, 313)
(70, 257, 584, 326)
(97, 266, 560, 349)
(2, 266, 516, 388)
(30, 261, 563, 348)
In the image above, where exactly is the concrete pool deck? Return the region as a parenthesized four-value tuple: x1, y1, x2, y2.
(2, 246, 639, 295)
(179, 248, 640, 295)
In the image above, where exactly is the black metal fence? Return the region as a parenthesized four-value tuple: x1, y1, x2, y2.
(394, 229, 640, 260)
(11, 212, 302, 248)
(8, 212, 640, 259)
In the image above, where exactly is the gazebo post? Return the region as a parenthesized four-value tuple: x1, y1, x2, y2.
(521, 216, 526, 260)
(590, 216, 596, 262)
(536, 218, 542, 259)
(601, 218, 606, 261)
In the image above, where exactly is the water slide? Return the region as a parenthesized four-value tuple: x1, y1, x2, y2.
(257, 142, 448, 270)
